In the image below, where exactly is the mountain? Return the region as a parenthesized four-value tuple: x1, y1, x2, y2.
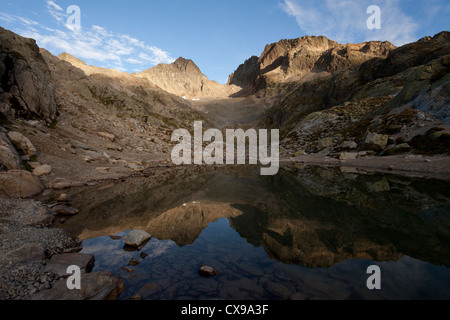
(228, 35, 396, 96)
(0, 27, 57, 122)
(257, 32, 450, 157)
(1, 26, 449, 183)
(0, 27, 213, 183)
(136, 57, 240, 98)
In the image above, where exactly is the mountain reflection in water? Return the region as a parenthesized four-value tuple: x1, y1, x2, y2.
(51, 164, 450, 300)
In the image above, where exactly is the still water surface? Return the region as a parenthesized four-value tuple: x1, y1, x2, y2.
(55, 164, 450, 300)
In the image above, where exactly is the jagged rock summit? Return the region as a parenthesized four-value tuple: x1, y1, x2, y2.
(136, 57, 240, 98)
(59, 53, 241, 98)
(228, 35, 396, 96)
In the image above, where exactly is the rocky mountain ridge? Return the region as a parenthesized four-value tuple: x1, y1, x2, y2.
(228, 35, 396, 96)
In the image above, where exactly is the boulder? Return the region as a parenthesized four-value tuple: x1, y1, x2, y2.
(123, 230, 152, 248)
(6, 131, 37, 156)
(363, 132, 389, 152)
(28, 162, 42, 169)
(341, 141, 358, 150)
(32, 271, 125, 300)
(44, 253, 95, 277)
(57, 193, 71, 203)
(33, 165, 52, 177)
(0, 170, 44, 198)
(339, 152, 358, 160)
(0, 132, 23, 170)
(381, 143, 412, 156)
(317, 137, 333, 150)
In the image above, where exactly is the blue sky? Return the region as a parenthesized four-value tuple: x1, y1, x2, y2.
(1, 0, 449, 84)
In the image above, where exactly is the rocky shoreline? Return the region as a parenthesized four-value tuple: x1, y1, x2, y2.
(0, 194, 126, 300)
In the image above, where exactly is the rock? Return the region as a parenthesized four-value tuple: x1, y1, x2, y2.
(0, 27, 58, 121)
(317, 137, 333, 150)
(293, 150, 306, 157)
(339, 152, 358, 160)
(98, 132, 116, 142)
(32, 271, 125, 300)
(44, 253, 95, 277)
(109, 235, 122, 240)
(140, 252, 148, 259)
(381, 143, 412, 156)
(51, 205, 79, 216)
(0, 170, 45, 198)
(57, 193, 71, 203)
(33, 165, 52, 177)
(123, 230, 152, 248)
(341, 141, 358, 150)
(84, 151, 105, 161)
(125, 293, 142, 301)
(0, 243, 45, 264)
(363, 132, 389, 152)
(428, 130, 448, 140)
(127, 163, 145, 172)
(127, 258, 140, 267)
(0, 132, 23, 170)
(28, 162, 42, 169)
(199, 264, 219, 277)
(142, 283, 159, 291)
(52, 181, 84, 190)
(265, 281, 292, 299)
(6, 131, 37, 156)
(366, 178, 390, 193)
(358, 151, 368, 157)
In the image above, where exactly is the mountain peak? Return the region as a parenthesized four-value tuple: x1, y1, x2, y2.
(228, 35, 397, 96)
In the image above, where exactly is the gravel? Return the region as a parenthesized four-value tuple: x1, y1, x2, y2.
(0, 199, 81, 300)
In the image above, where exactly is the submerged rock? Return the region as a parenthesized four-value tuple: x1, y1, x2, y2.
(127, 258, 140, 267)
(123, 230, 152, 248)
(199, 264, 219, 277)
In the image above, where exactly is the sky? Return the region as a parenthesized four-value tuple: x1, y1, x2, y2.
(0, 0, 449, 84)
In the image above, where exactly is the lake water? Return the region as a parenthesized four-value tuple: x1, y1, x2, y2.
(54, 164, 450, 300)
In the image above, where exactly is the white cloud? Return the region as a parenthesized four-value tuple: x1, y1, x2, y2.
(281, 0, 419, 46)
(47, 1, 63, 12)
(46, 0, 66, 22)
(2, 0, 175, 72)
